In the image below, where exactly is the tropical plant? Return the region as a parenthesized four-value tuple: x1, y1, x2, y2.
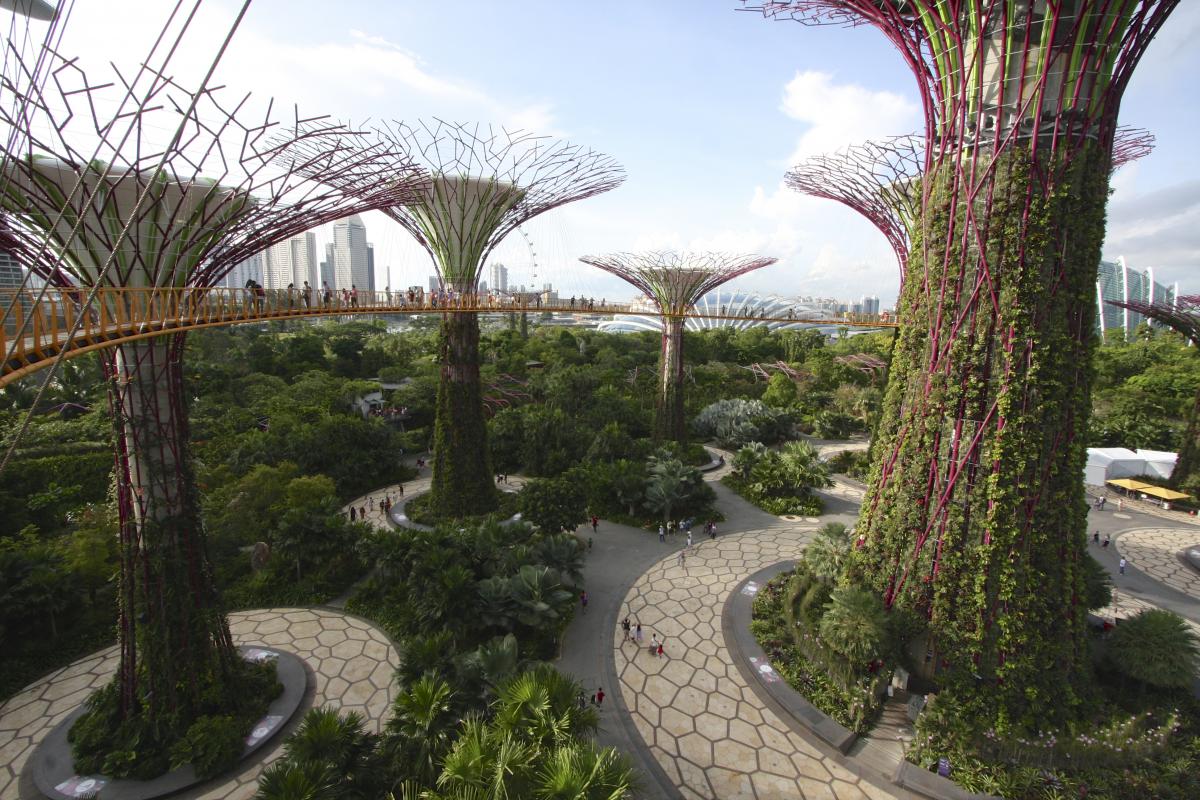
(1107, 609, 1200, 689)
(383, 676, 459, 786)
(804, 522, 852, 582)
(819, 586, 889, 665)
(1082, 551, 1113, 611)
(519, 477, 587, 534)
(732, 441, 768, 480)
(508, 565, 574, 629)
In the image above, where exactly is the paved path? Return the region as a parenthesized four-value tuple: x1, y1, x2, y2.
(1115, 527, 1200, 601)
(1, 608, 399, 800)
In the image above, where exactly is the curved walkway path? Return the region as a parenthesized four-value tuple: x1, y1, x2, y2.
(554, 442, 1200, 800)
(1, 608, 399, 800)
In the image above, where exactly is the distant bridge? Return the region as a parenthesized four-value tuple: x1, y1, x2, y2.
(0, 287, 896, 387)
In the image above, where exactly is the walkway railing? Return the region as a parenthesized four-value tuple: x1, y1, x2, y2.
(0, 286, 896, 386)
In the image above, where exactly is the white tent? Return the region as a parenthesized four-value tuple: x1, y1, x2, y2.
(1135, 450, 1178, 481)
(1084, 447, 1145, 486)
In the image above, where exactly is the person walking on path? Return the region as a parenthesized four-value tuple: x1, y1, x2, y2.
(621, 616, 631, 642)
(1093, 531, 1100, 544)
(651, 634, 659, 657)
(591, 515, 599, 534)
(398, 483, 404, 497)
(350, 507, 357, 522)
(594, 687, 605, 707)
(580, 590, 588, 615)
(1103, 534, 1111, 548)
(658, 525, 665, 543)
(1119, 557, 1127, 575)
(708, 521, 717, 540)
(677, 550, 685, 568)
(657, 640, 664, 658)
(635, 622, 643, 646)
(1118, 498, 1124, 512)
(686, 531, 693, 548)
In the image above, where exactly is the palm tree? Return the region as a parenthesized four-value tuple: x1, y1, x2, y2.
(254, 759, 341, 800)
(818, 586, 889, 666)
(643, 457, 690, 526)
(1109, 296, 1200, 487)
(732, 442, 767, 481)
(384, 676, 459, 786)
(435, 718, 536, 800)
(508, 565, 574, 629)
(776, 440, 833, 494)
(493, 665, 598, 749)
(1108, 609, 1200, 689)
(530, 742, 639, 799)
(534, 534, 585, 588)
(804, 522, 852, 582)
(282, 707, 378, 779)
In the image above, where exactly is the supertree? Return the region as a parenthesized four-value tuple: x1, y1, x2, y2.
(747, 1, 1179, 727)
(285, 120, 624, 515)
(0, 50, 420, 750)
(1108, 296, 1200, 489)
(579, 251, 777, 442)
(785, 126, 1154, 280)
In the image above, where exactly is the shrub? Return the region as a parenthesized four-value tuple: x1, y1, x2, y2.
(692, 398, 793, 448)
(170, 715, 244, 779)
(819, 586, 889, 665)
(1108, 610, 1200, 689)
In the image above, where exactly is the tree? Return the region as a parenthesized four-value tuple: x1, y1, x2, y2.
(732, 442, 768, 480)
(508, 565, 574, 630)
(804, 522, 852, 582)
(585, 421, 637, 463)
(519, 478, 587, 534)
(819, 586, 889, 665)
(1107, 609, 1200, 689)
(643, 458, 690, 526)
(383, 676, 459, 786)
(1082, 552, 1113, 611)
(762, 372, 799, 408)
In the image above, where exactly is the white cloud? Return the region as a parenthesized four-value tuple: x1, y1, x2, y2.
(779, 70, 920, 164)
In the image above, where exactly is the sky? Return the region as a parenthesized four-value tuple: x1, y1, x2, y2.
(20, 0, 1200, 307)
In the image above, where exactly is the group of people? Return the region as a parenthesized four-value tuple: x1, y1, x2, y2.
(620, 615, 664, 657)
(657, 518, 716, 543)
(347, 490, 402, 523)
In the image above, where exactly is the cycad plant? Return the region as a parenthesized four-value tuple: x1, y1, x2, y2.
(383, 676, 459, 786)
(804, 522, 852, 582)
(1108, 609, 1200, 689)
(819, 586, 889, 666)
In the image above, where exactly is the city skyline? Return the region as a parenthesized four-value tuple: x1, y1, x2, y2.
(42, 1, 1198, 308)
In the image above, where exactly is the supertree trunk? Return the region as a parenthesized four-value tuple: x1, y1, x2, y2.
(105, 333, 235, 721)
(1168, 387, 1200, 488)
(432, 311, 495, 514)
(657, 316, 687, 443)
(851, 144, 1111, 725)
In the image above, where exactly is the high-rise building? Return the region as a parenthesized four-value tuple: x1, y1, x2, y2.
(367, 244, 376, 292)
(321, 243, 335, 290)
(428, 274, 441, 293)
(221, 251, 265, 289)
(332, 215, 369, 291)
(860, 295, 880, 315)
(1096, 256, 1177, 339)
(490, 262, 508, 293)
(1, 248, 33, 334)
(265, 232, 318, 290)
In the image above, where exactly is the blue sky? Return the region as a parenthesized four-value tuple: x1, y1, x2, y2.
(45, 1, 1200, 305)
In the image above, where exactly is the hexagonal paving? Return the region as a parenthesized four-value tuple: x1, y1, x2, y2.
(0, 607, 398, 800)
(615, 527, 899, 800)
(1116, 527, 1200, 600)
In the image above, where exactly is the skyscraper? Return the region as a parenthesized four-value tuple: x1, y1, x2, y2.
(263, 231, 317, 290)
(860, 295, 880, 315)
(367, 243, 375, 292)
(332, 215, 369, 291)
(221, 251, 265, 289)
(428, 274, 441, 293)
(1096, 256, 1177, 339)
(490, 262, 508, 293)
(321, 243, 335, 289)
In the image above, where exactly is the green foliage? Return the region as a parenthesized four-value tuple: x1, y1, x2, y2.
(1107, 610, 1200, 689)
(692, 398, 794, 448)
(761, 372, 799, 408)
(1083, 552, 1114, 611)
(170, 715, 244, 780)
(519, 477, 587, 533)
(818, 586, 889, 664)
(804, 522, 852, 582)
(723, 440, 832, 516)
(71, 658, 280, 780)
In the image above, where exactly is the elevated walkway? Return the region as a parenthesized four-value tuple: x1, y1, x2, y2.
(0, 286, 896, 387)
